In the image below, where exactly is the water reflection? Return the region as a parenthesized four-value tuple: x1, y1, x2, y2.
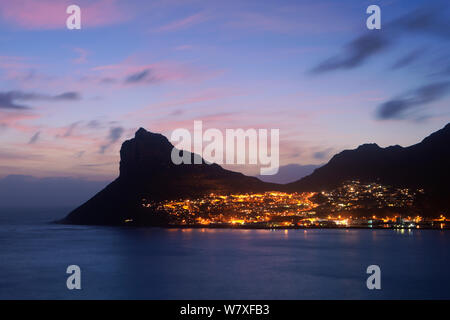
(1, 222, 449, 299)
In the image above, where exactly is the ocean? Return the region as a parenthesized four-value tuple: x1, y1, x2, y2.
(0, 208, 449, 299)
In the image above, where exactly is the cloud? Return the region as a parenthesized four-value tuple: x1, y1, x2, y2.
(108, 126, 124, 143)
(0, 90, 81, 110)
(100, 77, 117, 84)
(0, 110, 40, 133)
(52, 92, 81, 100)
(310, 5, 450, 74)
(93, 59, 206, 87)
(376, 81, 450, 120)
(155, 12, 209, 32)
(62, 122, 81, 137)
(72, 48, 88, 64)
(310, 33, 389, 74)
(391, 48, 424, 70)
(78, 162, 116, 168)
(99, 126, 124, 153)
(87, 120, 101, 129)
(225, 3, 351, 35)
(312, 148, 334, 160)
(0, 0, 132, 30)
(124, 69, 158, 84)
(430, 56, 450, 77)
(393, 6, 450, 39)
(0, 93, 29, 110)
(0, 150, 42, 161)
(28, 131, 40, 144)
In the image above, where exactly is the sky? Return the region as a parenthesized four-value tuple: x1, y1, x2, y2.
(0, 0, 449, 181)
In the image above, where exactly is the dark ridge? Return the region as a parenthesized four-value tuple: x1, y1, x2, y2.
(284, 123, 450, 214)
(62, 128, 278, 225)
(62, 123, 450, 225)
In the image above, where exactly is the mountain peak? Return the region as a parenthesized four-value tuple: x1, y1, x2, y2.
(63, 126, 275, 225)
(287, 123, 450, 206)
(120, 128, 173, 178)
(356, 143, 380, 151)
(134, 127, 167, 141)
(135, 127, 148, 137)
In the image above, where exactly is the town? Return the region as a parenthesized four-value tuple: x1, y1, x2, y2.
(141, 180, 449, 229)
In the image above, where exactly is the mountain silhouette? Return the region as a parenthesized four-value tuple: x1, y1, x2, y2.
(62, 123, 449, 225)
(62, 128, 276, 225)
(285, 123, 450, 213)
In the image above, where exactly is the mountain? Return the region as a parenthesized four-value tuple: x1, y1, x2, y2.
(62, 123, 450, 225)
(62, 128, 277, 225)
(256, 164, 321, 184)
(285, 123, 450, 213)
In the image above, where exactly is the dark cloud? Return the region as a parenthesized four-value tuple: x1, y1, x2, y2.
(100, 77, 117, 84)
(310, 33, 389, 74)
(7, 91, 80, 101)
(28, 131, 40, 144)
(0, 90, 81, 110)
(313, 148, 333, 160)
(63, 122, 81, 137)
(391, 48, 424, 70)
(124, 69, 158, 84)
(87, 120, 101, 129)
(100, 126, 124, 153)
(170, 109, 184, 116)
(108, 126, 124, 143)
(428, 55, 450, 77)
(78, 162, 116, 168)
(393, 7, 450, 39)
(54, 119, 110, 140)
(54, 121, 83, 139)
(376, 81, 450, 120)
(0, 92, 29, 110)
(53, 92, 81, 100)
(310, 5, 450, 74)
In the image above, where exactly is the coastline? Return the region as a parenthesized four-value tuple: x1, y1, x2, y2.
(55, 219, 450, 230)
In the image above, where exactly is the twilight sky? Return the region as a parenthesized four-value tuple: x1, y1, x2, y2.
(0, 0, 449, 180)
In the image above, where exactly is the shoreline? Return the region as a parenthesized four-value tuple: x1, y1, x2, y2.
(163, 224, 450, 230)
(55, 220, 450, 230)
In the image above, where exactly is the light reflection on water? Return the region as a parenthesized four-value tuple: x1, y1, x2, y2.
(0, 208, 449, 299)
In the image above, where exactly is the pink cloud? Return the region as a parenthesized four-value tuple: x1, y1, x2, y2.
(225, 3, 352, 35)
(0, 0, 131, 29)
(155, 11, 210, 32)
(122, 87, 244, 120)
(0, 110, 40, 133)
(0, 56, 36, 69)
(72, 48, 89, 64)
(92, 57, 218, 87)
